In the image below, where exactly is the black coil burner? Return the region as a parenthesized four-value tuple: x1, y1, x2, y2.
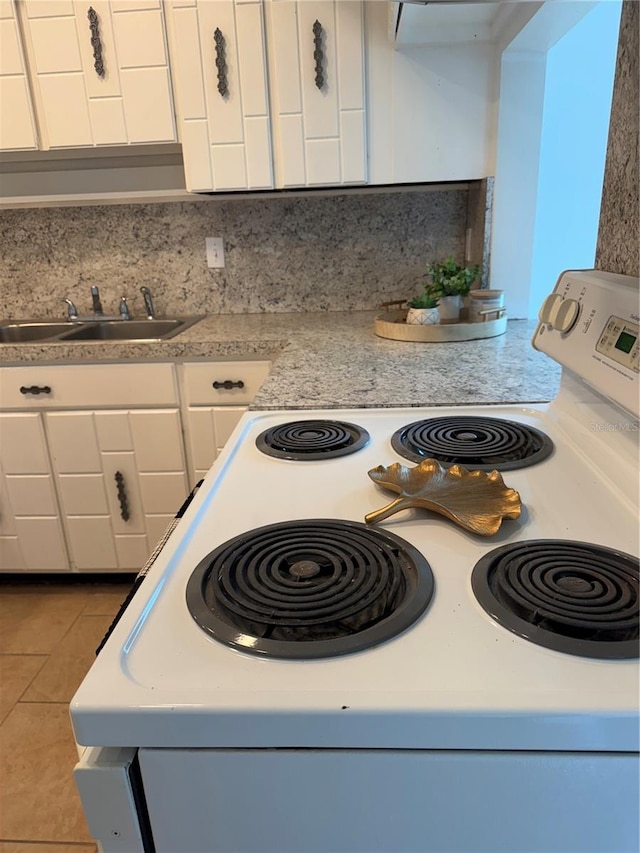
(186, 519, 434, 659)
(471, 540, 640, 659)
(256, 420, 369, 460)
(391, 416, 553, 471)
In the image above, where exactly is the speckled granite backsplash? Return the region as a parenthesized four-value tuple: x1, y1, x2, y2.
(596, 0, 639, 278)
(1, 188, 473, 319)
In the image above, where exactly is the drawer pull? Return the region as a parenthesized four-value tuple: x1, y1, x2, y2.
(19, 385, 51, 396)
(313, 20, 324, 90)
(114, 471, 130, 522)
(87, 7, 105, 78)
(212, 380, 245, 390)
(213, 28, 228, 97)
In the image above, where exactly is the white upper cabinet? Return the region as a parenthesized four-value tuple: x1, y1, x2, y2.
(0, 0, 38, 150)
(366, 1, 495, 184)
(16, 0, 177, 148)
(165, 0, 273, 191)
(264, 0, 366, 187)
(165, 0, 366, 192)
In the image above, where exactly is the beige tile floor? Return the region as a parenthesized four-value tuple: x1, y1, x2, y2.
(0, 580, 133, 852)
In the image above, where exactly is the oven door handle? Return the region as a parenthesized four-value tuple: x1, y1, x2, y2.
(95, 480, 204, 656)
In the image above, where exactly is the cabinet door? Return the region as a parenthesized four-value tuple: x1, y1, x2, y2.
(0, 413, 69, 572)
(0, 0, 38, 150)
(185, 405, 246, 485)
(365, 2, 493, 184)
(18, 0, 177, 148)
(46, 409, 188, 572)
(166, 0, 273, 191)
(129, 409, 189, 549)
(265, 0, 366, 187)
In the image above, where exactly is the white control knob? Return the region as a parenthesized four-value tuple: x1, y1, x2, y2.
(555, 298, 580, 333)
(538, 293, 563, 325)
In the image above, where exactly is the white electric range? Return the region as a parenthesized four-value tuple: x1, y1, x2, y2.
(72, 270, 639, 853)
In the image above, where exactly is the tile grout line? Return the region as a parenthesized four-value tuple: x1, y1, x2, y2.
(0, 654, 48, 728)
(0, 589, 117, 853)
(14, 654, 48, 706)
(0, 588, 93, 658)
(40, 596, 95, 658)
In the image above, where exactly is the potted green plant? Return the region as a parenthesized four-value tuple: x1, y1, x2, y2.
(406, 291, 439, 326)
(424, 257, 481, 323)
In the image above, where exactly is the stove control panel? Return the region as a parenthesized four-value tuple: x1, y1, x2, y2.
(596, 316, 639, 372)
(532, 269, 639, 417)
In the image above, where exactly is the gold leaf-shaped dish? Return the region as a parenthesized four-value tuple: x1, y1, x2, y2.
(365, 459, 522, 536)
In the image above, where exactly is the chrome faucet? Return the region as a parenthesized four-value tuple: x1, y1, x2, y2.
(91, 286, 104, 315)
(62, 297, 78, 319)
(140, 286, 155, 319)
(119, 296, 131, 320)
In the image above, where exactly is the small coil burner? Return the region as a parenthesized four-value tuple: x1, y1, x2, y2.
(391, 416, 553, 471)
(256, 420, 370, 460)
(471, 540, 640, 659)
(186, 519, 434, 659)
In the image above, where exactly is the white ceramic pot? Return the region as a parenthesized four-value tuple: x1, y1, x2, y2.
(468, 290, 505, 323)
(406, 307, 439, 326)
(437, 295, 461, 324)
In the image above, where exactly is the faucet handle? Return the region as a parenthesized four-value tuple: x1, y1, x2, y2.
(90, 285, 104, 315)
(62, 297, 78, 319)
(140, 286, 155, 319)
(119, 296, 131, 320)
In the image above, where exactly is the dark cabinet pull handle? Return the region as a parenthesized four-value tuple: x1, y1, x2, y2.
(214, 28, 228, 97)
(114, 471, 130, 522)
(87, 7, 105, 78)
(212, 380, 245, 390)
(313, 20, 324, 89)
(19, 385, 51, 395)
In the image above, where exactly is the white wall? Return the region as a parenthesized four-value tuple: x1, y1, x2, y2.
(490, 1, 620, 318)
(529, 1, 621, 316)
(490, 50, 547, 318)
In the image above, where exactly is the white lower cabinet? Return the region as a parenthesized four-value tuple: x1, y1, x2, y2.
(186, 405, 247, 483)
(180, 360, 271, 486)
(46, 409, 188, 572)
(0, 358, 270, 572)
(0, 412, 68, 571)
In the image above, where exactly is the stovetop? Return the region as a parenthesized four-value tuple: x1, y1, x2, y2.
(71, 401, 640, 752)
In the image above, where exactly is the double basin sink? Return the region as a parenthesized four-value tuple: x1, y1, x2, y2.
(0, 316, 203, 344)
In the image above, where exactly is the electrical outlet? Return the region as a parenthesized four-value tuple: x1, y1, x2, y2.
(206, 237, 225, 269)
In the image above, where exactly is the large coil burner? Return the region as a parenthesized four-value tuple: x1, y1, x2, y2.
(256, 420, 370, 460)
(471, 539, 640, 659)
(186, 519, 434, 659)
(391, 416, 554, 471)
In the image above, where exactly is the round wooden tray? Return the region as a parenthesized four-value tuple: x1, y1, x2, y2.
(374, 310, 507, 343)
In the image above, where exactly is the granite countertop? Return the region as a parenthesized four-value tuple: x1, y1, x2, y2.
(0, 312, 561, 409)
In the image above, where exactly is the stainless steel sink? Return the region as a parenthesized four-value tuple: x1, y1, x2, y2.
(0, 322, 79, 343)
(0, 316, 203, 343)
(62, 318, 196, 341)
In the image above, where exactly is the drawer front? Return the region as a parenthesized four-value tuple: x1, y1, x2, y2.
(180, 361, 270, 406)
(0, 363, 178, 409)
